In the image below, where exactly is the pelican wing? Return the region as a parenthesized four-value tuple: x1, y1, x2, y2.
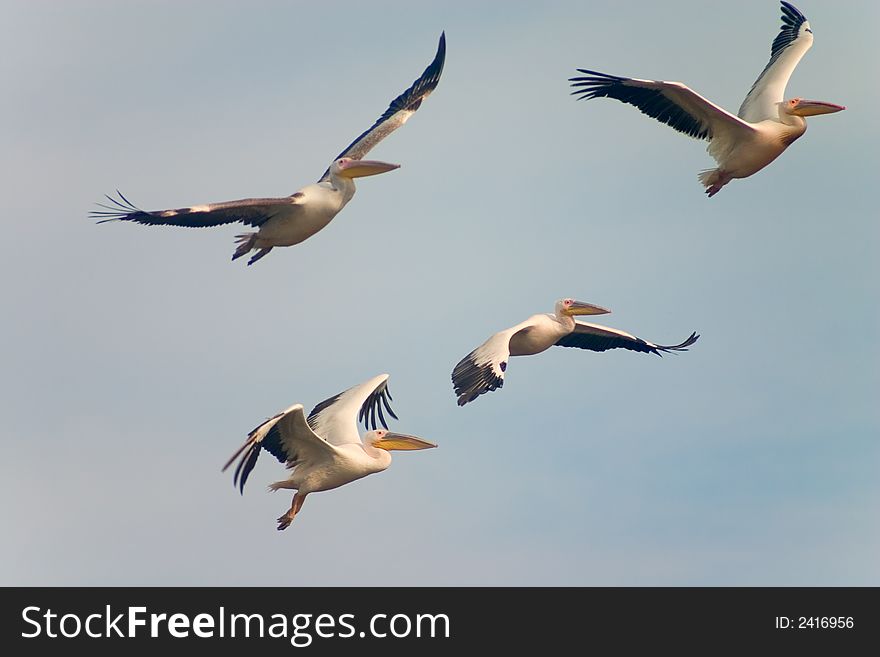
(318, 32, 446, 182)
(91, 190, 302, 228)
(556, 322, 700, 356)
(570, 70, 756, 145)
(307, 373, 398, 447)
(738, 2, 813, 123)
(221, 404, 333, 493)
(452, 326, 525, 406)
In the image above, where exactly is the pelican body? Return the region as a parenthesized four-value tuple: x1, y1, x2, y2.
(452, 299, 699, 406)
(223, 374, 436, 530)
(93, 33, 446, 265)
(229, 157, 400, 261)
(570, 2, 844, 196)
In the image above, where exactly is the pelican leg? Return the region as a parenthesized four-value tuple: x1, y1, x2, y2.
(247, 247, 273, 266)
(699, 168, 731, 198)
(706, 172, 732, 198)
(706, 183, 725, 198)
(276, 492, 306, 531)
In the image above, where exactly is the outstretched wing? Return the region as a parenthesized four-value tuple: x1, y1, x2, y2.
(555, 322, 700, 356)
(318, 32, 446, 182)
(451, 327, 519, 407)
(221, 403, 332, 493)
(91, 190, 302, 228)
(570, 70, 756, 143)
(739, 1, 814, 123)
(307, 373, 398, 447)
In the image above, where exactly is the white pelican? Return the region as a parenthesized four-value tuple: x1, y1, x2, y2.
(452, 299, 699, 406)
(222, 374, 436, 530)
(569, 2, 844, 197)
(92, 33, 446, 265)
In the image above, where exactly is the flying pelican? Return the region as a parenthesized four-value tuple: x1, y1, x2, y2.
(569, 2, 844, 197)
(92, 33, 446, 265)
(223, 374, 436, 530)
(452, 299, 699, 406)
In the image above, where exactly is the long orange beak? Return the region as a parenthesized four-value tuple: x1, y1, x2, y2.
(372, 433, 437, 451)
(566, 300, 611, 316)
(337, 159, 401, 178)
(791, 99, 846, 117)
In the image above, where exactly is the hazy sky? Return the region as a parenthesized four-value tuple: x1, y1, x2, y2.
(2, 0, 877, 586)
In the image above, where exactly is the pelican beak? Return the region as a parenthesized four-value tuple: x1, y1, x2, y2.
(565, 300, 611, 316)
(338, 159, 401, 179)
(372, 433, 437, 451)
(790, 99, 846, 117)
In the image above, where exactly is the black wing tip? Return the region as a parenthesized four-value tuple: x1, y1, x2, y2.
(456, 394, 473, 407)
(225, 413, 292, 494)
(569, 69, 626, 83)
(408, 30, 447, 96)
(568, 69, 630, 101)
(780, 1, 806, 22)
(357, 382, 399, 432)
(221, 454, 236, 474)
(382, 385, 399, 421)
(777, 2, 807, 38)
(432, 31, 446, 69)
(89, 189, 143, 222)
(455, 377, 503, 407)
(656, 331, 701, 354)
(422, 31, 446, 87)
(569, 72, 710, 141)
(451, 353, 504, 407)
(230, 442, 259, 494)
(403, 31, 446, 98)
(571, 68, 618, 78)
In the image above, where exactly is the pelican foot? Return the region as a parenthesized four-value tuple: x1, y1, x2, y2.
(276, 513, 294, 531)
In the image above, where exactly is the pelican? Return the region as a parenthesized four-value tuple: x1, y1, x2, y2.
(569, 2, 844, 196)
(222, 374, 436, 530)
(452, 299, 699, 406)
(92, 33, 446, 265)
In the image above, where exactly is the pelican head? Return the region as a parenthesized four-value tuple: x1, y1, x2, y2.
(555, 298, 611, 318)
(363, 429, 436, 470)
(330, 157, 401, 179)
(369, 429, 437, 452)
(784, 97, 846, 117)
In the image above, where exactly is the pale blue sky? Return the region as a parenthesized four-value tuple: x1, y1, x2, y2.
(1, 0, 877, 585)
